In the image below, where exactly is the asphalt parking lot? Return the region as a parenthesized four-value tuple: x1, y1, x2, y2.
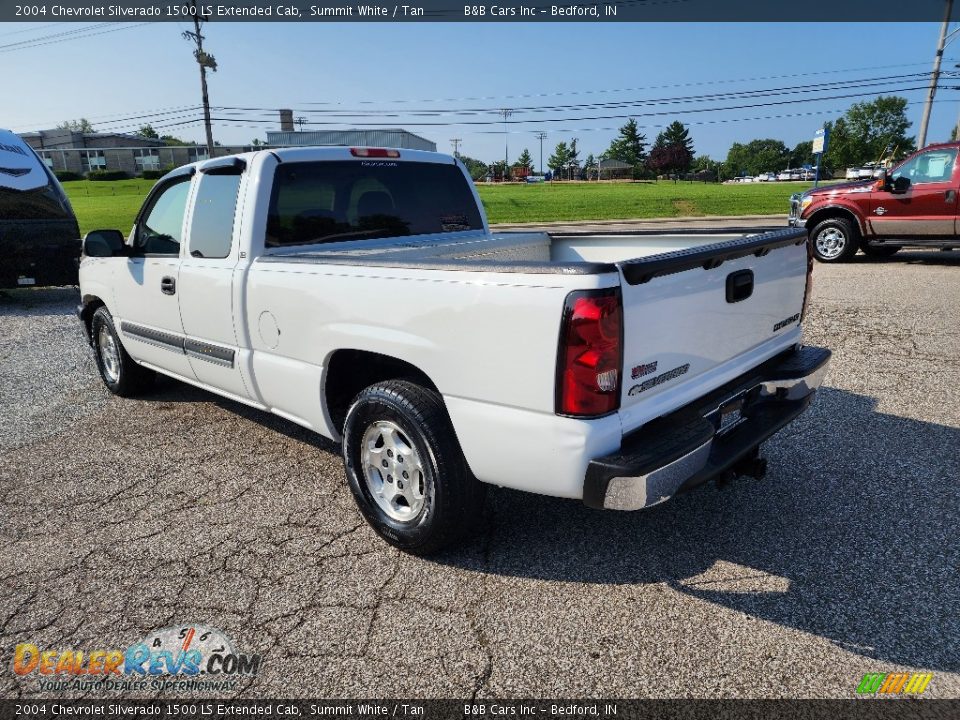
(1, 249, 958, 700)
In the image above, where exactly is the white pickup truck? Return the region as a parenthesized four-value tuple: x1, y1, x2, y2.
(77, 147, 830, 554)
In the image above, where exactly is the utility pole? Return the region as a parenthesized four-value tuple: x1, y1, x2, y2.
(954, 64, 960, 140)
(919, 0, 955, 149)
(499, 109, 513, 179)
(450, 138, 462, 158)
(296, 116, 306, 131)
(535, 131, 547, 175)
(182, 0, 217, 157)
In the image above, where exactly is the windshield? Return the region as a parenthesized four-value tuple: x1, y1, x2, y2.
(266, 160, 483, 248)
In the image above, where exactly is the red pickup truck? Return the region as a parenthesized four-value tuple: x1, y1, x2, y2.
(790, 142, 960, 262)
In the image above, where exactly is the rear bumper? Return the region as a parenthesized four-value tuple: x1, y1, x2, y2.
(583, 345, 831, 510)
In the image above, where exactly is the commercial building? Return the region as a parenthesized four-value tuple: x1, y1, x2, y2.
(20, 129, 257, 176)
(266, 108, 436, 152)
(19, 112, 436, 178)
(266, 129, 436, 152)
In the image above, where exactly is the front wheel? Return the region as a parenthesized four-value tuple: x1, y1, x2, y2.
(860, 243, 900, 259)
(91, 306, 155, 397)
(341, 380, 485, 555)
(810, 217, 860, 263)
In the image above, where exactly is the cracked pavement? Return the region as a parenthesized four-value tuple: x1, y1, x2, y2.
(1, 249, 958, 699)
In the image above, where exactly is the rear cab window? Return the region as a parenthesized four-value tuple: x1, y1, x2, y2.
(265, 160, 483, 249)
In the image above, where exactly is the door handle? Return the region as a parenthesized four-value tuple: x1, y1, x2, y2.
(160, 276, 176, 295)
(726, 269, 754, 303)
(946, 190, 956, 203)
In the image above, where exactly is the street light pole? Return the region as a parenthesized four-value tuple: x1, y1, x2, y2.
(535, 131, 547, 175)
(919, 0, 955, 149)
(499, 109, 513, 179)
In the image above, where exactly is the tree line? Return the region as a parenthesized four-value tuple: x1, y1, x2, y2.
(460, 95, 917, 181)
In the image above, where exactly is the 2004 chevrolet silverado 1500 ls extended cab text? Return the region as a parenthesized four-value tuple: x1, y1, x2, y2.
(77, 147, 831, 554)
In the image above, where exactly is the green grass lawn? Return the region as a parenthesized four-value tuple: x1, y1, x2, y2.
(63, 178, 815, 235)
(63, 179, 155, 236)
(476, 180, 811, 223)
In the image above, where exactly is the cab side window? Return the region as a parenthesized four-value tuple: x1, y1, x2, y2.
(891, 149, 958, 185)
(188, 173, 242, 259)
(138, 178, 191, 255)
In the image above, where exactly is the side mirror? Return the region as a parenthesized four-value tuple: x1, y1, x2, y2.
(890, 176, 911, 195)
(82, 229, 125, 258)
(876, 168, 889, 191)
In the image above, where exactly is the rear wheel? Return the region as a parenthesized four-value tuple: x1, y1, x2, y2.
(341, 380, 485, 555)
(810, 217, 860, 263)
(860, 243, 900, 259)
(91, 307, 155, 397)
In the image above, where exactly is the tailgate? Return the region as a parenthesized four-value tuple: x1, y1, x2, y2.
(616, 229, 809, 430)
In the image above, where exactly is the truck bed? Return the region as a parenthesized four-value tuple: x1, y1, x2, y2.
(257, 228, 807, 281)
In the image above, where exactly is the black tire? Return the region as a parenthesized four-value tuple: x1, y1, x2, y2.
(860, 243, 900, 259)
(809, 217, 861, 263)
(341, 380, 485, 555)
(90, 306, 155, 397)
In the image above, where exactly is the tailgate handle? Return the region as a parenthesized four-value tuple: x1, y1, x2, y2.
(726, 270, 754, 303)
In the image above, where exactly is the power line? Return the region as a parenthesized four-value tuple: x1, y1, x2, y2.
(0, 22, 61, 39)
(0, 22, 152, 54)
(0, 23, 106, 51)
(203, 82, 940, 129)
(137, 97, 960, 141)
(294, 60, 954, 106)
(214, 73, 927, 118)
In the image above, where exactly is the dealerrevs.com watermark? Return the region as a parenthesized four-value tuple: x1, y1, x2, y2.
(12, 624, 260, 693)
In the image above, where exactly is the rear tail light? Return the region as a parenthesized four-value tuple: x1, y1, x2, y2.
(556, 289, 623, 417)
(350, 148, 400, 158)
(801, 241, 814, 320)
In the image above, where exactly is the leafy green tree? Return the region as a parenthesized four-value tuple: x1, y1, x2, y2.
(725, 139, 791, 177)
(459, 155, 488, 181)
(514, 148, 533, 170)
(568, 138, 581, 169)
(650, 121, 694, 174)
(56, 118, 95, 133)
(691, 155, 713, 173)
(649, 144, 693, 176)
(606, 118, 647, 168)
(584, 153, 597, 179)
(135, 124, 159, 140)
(823, 96, 915, 169)
(160, 134, 193, 146)
(791, 141, 814, 168)
(548, 141, 571, 176)
(656, 121, 695, 155)
(488, 160, 508, 180)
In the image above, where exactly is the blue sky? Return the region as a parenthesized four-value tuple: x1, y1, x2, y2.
(4, 21, 960, 167)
